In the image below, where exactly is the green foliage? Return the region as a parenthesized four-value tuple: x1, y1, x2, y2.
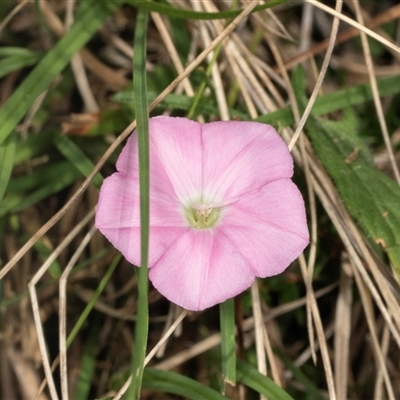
(237, 360, 295, 400)
(0, 0, 120, 146)
(292, 66, 400, 273)
(0, 47, 43, 79)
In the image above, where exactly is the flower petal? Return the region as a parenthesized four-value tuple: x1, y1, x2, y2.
(149, 229, 255, 311)
(220, 179, 309, 277)
(96, 128, 191, 266)
(149, 116, 203, 205)
(202, 121, 293, 201)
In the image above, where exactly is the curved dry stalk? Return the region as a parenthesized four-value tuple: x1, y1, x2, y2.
(28, 210, 95, 400)
(288, 0, 343, 151)
(59, 225, 97, 400)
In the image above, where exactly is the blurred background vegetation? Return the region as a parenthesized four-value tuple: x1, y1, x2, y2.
(1, 1, 400, 399)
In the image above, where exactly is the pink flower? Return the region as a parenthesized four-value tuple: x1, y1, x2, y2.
(95, 116, 309, 311)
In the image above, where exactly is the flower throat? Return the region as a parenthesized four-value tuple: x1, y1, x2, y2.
(185, 198, 239, 229)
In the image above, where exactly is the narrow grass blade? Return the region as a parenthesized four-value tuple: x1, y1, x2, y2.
(54, 135, 103, 188)
(237, 360, 295, 400)
(127, 9, 150, 399)
(219, 298, 236, 391)
(273, 349, 325, 400)
(0, 0, 120, 146)
(67, 254, 121, 347)
(142, 368, 228, 400)
(0, 48, 43, 78)
(0, 132, 16, 204)
(73, 319, 101, 400)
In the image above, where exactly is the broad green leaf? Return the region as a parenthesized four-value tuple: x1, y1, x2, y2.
(292, 66, 400, 273)
(0, 0, 120, 146)
(237, 360, 295, 400)
(142, 368, 228, 400)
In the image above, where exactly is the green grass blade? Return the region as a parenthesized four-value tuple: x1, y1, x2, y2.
(219, 298, 236, 391)
(0, 132, 16, 204)
(0, 48, 43, 78)
(142, 368, 228, 400)
(67, 254, 121, 347)
(54, 135, 103, 188)
(274, 348, 325, 400)
(73, 319, 101, 400)
(237, 359, 295, 400)
(127, 9, 150, 400)
(0, 0, 119, 146)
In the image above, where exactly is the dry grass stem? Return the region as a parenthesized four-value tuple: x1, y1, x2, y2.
(288, 0, 342, 152)
(59, 225, 97, 400)
(250, 281, 267, 400)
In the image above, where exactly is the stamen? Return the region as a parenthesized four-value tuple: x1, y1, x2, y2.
(186, 197, 238, 229)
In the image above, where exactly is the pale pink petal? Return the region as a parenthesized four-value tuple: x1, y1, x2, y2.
(96, 133, 191, 267)
(149, 229, 255, 311)
(202, 121, 293, 201)
(95, 174, 185, 230)
(219, 179, 309, 277)
(148, 116, 203, 205)
(99, 226, 187, 267)
(95, 174, 187, 266)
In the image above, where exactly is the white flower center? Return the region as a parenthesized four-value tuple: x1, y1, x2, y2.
(185, 198, 238, 229)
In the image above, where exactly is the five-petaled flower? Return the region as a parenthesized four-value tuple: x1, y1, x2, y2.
(95, 116, 309, 311)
